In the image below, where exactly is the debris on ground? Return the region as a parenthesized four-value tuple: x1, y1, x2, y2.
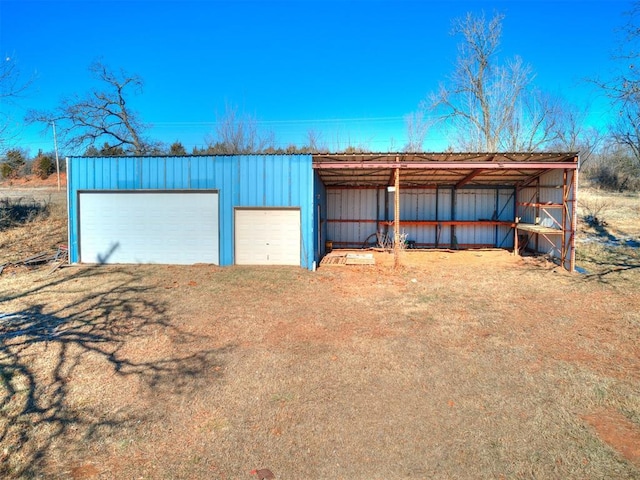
(0, 245, 68, 276)
(320, 251, 376, 266)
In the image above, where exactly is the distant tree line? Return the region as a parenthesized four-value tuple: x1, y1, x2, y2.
(2, 4, 640, 191)
(0, 148, 58, 180)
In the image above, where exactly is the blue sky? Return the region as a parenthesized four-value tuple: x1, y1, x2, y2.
(0, 0, 633, 155)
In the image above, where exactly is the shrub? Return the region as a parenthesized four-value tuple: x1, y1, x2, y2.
(0, 197, 50, 231)
(583, 163, 640, 192)
(32, 155, 55, 179)
(578, 198, 610, 227)
(0, 163, 13, 179)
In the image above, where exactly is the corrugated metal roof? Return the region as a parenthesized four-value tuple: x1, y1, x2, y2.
(312, 152, 579, 187)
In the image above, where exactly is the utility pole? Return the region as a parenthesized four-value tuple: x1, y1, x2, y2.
(51, 121, 60, 191)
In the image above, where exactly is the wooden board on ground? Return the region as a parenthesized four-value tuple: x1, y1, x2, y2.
(345, 253, 375, 265)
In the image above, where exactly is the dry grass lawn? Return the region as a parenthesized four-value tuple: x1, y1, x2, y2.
(1, 185, 639, 479)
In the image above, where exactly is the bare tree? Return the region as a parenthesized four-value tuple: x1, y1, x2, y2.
(205, 103, 275, 154)
(596, 2, 640, 164)
(423, 12, 559, 152)
(1, 56, 35, 152)
(304, 129, 329, 153)
(404, 111, 431, 152)
(27, 61, 156, 155)
(501, 89, 565, 152)
(549, 100, 602, 167)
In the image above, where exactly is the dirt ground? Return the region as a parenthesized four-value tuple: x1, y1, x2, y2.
(1, 181, 640, 479)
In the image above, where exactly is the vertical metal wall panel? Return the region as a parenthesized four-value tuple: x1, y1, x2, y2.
(537, 170, 564, 257)
(108, 159, 119, 188)
(518, 187, 538, 224)
(313, 171, 327, 263)
(437, 188, 452, 221)
(496, 226, 513, 247)
(117, 158, 137, 189)
(438, 188, 452, 245)
(454, 189, 497, 246)
(139, 157, 170, 189)
(497, 189, 515, 220)
(289, 155, 305, 207)
(456, 189, 495, 219)
(399, 189, 436, 218)
(326, 189, 378, 246)
(326, 190, 341, 244)
(168, 157, 190, 189)
(216, 157, 237, 266)
(398, 189, 437, 245)
(538, 169, 564, 229)
(540, 169, 565, 196)
(262, 155, 283, 206)
(67, 159, 78, 261)
(455, 190, 475, 220)
(497, 189, 515, 247)
(99, 158, 117, 189)
(239, 156, 261, 206)
(67, 154, 314, 269)
(187, 157, 200, 189)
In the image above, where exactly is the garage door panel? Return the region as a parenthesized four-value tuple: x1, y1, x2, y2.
(235, 208, 300, 265)
(79, 192, 219, 264)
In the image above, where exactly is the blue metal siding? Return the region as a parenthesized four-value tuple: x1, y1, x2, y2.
(67, 155, 315, 269)
(313, 170, 327, 264)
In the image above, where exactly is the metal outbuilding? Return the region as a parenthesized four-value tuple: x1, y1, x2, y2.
(66, 151, 578, 271)
(67, 155, 318, 269)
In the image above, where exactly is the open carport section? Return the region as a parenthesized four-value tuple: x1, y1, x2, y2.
(312, 152, 579, 271)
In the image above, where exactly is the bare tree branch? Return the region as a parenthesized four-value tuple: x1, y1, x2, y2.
(205, 103, 275, 154)
(403, 111, 431, 152)
(593, 1, 640, 165)
(26, 61, 156, 155)
(422, 11, 559, 152)
(1, 57, 36, 152)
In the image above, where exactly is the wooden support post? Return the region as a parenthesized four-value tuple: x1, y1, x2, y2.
(514, 186, 520, 256)
(450, 188, 457, 249)
(394, 157, 401, 268)
(535, 178, 540, 252)
(435, 185, 439, 248)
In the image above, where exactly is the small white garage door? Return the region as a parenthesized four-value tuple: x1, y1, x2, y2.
(79, 191, 219, 264)
(235, 208, 300, 265)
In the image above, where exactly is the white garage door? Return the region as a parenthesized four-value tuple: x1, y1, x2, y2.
(79, 191, 219, 264)
(235, 208, 300, 265)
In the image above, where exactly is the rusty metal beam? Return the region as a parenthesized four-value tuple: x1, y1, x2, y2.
(455, 169, 485, 188)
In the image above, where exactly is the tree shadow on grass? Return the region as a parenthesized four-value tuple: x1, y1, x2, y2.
(585, 218, 640, 249)
(583, 263, 640, 282)
(0, 266, 232, 478)
(578, 220, 640, 284)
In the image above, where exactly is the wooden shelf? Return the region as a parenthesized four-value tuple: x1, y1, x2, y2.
(515, 223, 562, 235)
